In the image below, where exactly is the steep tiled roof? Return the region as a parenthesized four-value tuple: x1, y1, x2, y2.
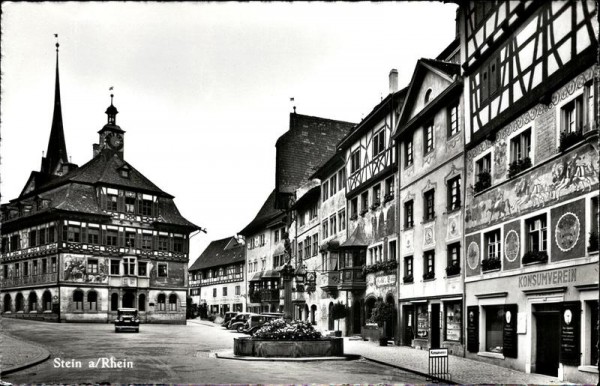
(189, 236, 244, 271)
(275, 114, 355, 196)
(239, 189, 282, 236)
(32, 149, 170, 198)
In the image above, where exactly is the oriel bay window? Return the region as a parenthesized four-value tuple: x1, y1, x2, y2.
(340, 248, 366, 268)
(123, 258, 135, 275)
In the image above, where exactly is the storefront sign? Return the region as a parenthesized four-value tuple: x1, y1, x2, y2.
(503, 304, 518, 358)
(375, 275, 396, 286)
(467, 306, 479, 353)
(518, 268, 577, 288)
(560, 301, 581, 366)
(429, 348, 448, 357)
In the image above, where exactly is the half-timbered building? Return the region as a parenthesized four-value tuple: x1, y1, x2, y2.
(458, 1, 598, 382)
(0, 46, 199, 324)
(393, 47, 465, 355)
(188, 236, 245, 315)
(337, 71, 406, 340)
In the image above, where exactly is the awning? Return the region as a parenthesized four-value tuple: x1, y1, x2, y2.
(249, 272, 264, 282)
(340, 223, 368, 248)
(261, 269, 280, 279)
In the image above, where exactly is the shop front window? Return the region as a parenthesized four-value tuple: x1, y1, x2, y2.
(416, 305, 429, 338)
(485, 305, 504, 353)
(445, 302, 462, 342)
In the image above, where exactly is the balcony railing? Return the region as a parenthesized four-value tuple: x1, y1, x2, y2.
(1, 273, 58, 288)
(338, 267, 366, 291)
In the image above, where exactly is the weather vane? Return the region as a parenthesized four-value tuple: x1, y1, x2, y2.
(54, 33, 59, 51)
(109, 86, 114, 103)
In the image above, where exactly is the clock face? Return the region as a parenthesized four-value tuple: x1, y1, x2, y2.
(107, 133, 123, 150)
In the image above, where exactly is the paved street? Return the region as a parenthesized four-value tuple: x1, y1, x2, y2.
(1, 318, 426, 384)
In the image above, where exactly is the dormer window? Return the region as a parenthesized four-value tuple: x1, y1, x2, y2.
(120, 169, 130, 178)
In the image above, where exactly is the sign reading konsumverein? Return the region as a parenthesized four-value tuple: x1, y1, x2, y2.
(518, 268, 576, 288)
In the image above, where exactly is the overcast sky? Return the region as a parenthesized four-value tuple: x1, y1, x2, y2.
(1, 1, 458, 263)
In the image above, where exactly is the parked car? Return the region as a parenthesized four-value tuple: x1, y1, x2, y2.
(229, 312, 258, 332)
(221, 312, 238, 328)
(114, 308, 140, 333)
(241, 314, 283, 335)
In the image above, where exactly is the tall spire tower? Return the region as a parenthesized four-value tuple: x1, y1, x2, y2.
(41, 35, 69, 175)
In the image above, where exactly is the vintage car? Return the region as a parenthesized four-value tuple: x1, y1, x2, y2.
(221, 311, 239, 328)
(114, 308, 140, 333)
(241, 314, 284, 335)
(228, 312, 258, 332)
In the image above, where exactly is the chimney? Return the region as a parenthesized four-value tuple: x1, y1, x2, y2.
(389, 69, 399, 94)
(93, 143, 100, 158)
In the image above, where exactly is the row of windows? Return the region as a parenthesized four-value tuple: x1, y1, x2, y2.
(298, 234, 319, 260)
(367, 240, 397, 265)
(2, 257, 58, 279)
(404, 104, 460, 167)
(403, 243, 460, 281)
(322, 209, 346, 239)
(402, 177, 461, 228)
(349, 176, 395, 218)
(298, 205, 318, 227)
(212, 285, 242, 297)
(102, 189, 156, 217)
(193, 264, 244, 280)
(322, 168, 346, 202)
(247, 234, 266, 250)
(2, 224, 57, 253)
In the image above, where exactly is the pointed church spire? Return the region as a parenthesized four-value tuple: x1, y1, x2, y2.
(41, 35, 69, 175)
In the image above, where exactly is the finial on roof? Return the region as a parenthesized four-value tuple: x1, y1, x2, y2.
(54, 34, 59, 51)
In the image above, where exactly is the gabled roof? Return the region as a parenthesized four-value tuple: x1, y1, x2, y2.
(239, 189, 282, 236)
(337, 88, 408, 151)
(275, 113, 355, 198)
(393, 58, 461, 139)
(189, 236, 245, 271)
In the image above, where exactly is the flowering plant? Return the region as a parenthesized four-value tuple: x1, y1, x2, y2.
(252, 319, 322, 341)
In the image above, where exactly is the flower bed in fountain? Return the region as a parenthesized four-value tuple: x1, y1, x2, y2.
(233, 320, 343, 357)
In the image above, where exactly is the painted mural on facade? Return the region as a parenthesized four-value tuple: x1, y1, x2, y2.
(63, 255, 108, 283)
(466, 144, 598, 232)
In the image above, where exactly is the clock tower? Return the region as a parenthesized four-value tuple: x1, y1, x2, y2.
(97, 94, 125, 157)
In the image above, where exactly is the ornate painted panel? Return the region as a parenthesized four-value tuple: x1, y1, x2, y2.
(466, 143, 598, 233)
(62, 254, 109, 283)
(551, 199, 586, 262)
(465, 233, 481, 277)
(503, 220, 521, 271)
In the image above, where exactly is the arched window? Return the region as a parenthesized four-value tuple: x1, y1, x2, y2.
(169, 294, 177, 311)
(43, 291, 52, 311)
(3, 294, 12, 313)
(88, 291, 98, 311)
(15, 293, 24, 312)
(424, 89, 433, 104)
(157, 294, 166, 311)
(304, 304, 309, 321)
(139, 294, 146, 312)
(29, 291, 38, 312)
(310, 304, 317, 325)
(73, 290, 84, 311)
(111, 293, 119, 311)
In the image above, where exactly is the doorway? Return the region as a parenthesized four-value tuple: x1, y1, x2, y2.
(352, 300, 362, 334)
(403, 305, 414, 346)
(122, 290, 135, 308)
(430, 303, 440, 349)
(535, 312, 560, 376)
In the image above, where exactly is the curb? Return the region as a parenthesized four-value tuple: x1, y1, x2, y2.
(215, 351, 360, 362)
(361, 355, 459, 385)
(0, 336, 51, 376)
